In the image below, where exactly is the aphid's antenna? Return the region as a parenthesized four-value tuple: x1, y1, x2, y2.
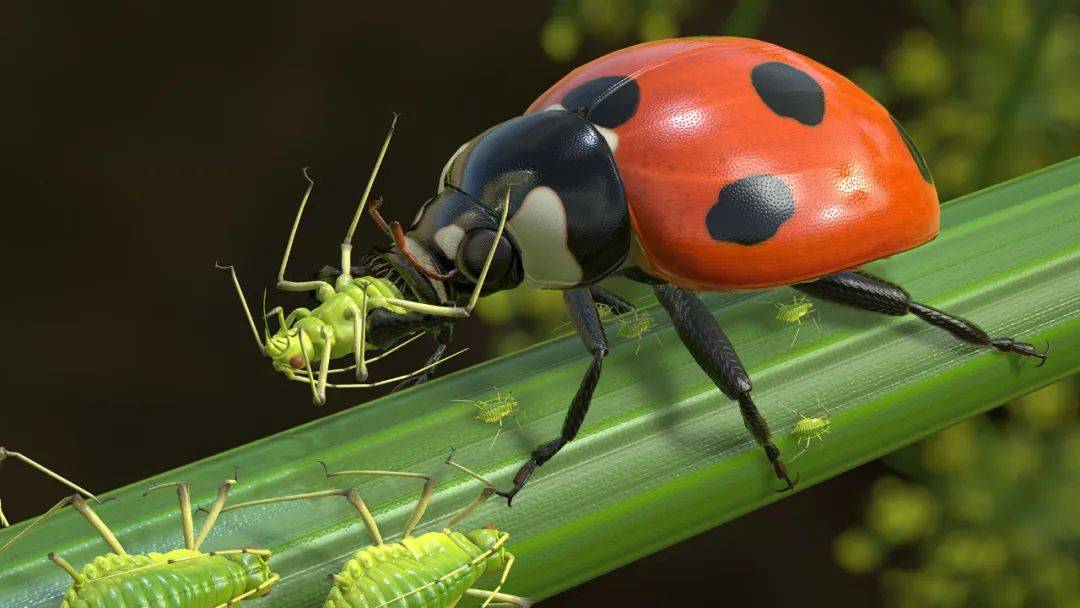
(215, 263, 266, 354)
(0, 495, 125, 557)
(260, 288, 273, 348)
(277, 168, 316, 287)
(0, 448, 100, 506)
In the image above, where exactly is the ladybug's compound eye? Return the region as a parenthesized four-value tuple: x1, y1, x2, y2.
(456, 228, 514, 287)
(289, 354, 305, 369)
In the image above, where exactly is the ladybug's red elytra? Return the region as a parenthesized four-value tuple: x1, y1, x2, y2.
(353, 37, 1046, 503)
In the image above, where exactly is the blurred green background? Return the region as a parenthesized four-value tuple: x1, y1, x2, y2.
(1, 0, 1076, 606)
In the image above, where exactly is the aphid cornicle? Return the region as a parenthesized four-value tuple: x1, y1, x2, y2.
(247, 37, 1046, 503)
(0, 474, 279, 607)
(217, 452, 531, 608)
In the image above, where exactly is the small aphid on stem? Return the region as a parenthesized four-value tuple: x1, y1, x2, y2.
(456, 389, 522, 448)
(759, 294, 820, 347)
(781, 398, 831, 460)
(597, 301, 660, 355)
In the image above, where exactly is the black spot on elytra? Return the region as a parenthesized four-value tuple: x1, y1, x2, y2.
(706, 175, 795, 245)
(750, 62, 824, 126)
(890, 115, 933, 184)
(562, 76, 640, 129)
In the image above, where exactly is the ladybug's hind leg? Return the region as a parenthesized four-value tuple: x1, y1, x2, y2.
(497, 288, 608, 505)
(587, 286, 635, 315)
(653, 284, 797, 492)
(795, 271, 1046, 365)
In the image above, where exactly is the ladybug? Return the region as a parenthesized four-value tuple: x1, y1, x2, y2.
(360, 37, 1046, 504)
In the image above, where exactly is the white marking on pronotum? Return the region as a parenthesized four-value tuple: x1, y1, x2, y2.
(545, 103, 619, 151)
(509, 186, 583, 288)
(593, 125, 619, 152)
(437, 141, 470, 192)
(433, 224, 466, 261)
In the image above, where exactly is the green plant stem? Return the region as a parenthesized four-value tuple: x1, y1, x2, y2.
(1, 159, 1078, 606)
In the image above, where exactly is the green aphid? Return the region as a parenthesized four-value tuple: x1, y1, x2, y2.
(763, 294, 820, 346)
(219, 453, 531, 608)
(219, 115, 509, 405)
(598, 302, 659, 354)
(1, 456, 279, 608)
(457, 389, 522, 448)
(782, 400, 832, 460)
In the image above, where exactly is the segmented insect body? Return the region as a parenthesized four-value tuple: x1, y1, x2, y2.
(220, 455, 530, 608)
(326, 528, 509, 607)
(786, 404, 831, 460)
(764, 295, 820, 346)
(0, 475, 279, 608)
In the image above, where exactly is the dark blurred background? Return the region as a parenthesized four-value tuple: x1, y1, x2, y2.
(2, 1, 1076, 605)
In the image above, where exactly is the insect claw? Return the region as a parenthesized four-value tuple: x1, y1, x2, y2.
(317, 460, 332, 477)
(1034, 340, 1051, 368)
(774, 472, 801, 493)
(495, 487, 520, 507)
(444, 448, 458, 465)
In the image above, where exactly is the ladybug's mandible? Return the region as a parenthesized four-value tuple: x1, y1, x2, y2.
(364, 37, 1045, 503)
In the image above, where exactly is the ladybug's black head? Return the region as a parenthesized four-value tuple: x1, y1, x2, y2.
(378, 111, 630, 299)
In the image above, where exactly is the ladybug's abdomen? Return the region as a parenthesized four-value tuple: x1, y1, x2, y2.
(528, 37, 938, 290)
(324, 532, 485, 608)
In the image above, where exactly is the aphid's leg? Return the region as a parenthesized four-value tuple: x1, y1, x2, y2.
(210, 573, 281, 608)
(0, 447, 100, 505)
(312, 326, 335, 405)
(275, 169, 335, 299)
(281, 307, 313, 329)
(497, 288, 608, 505)
(1, 495, 125, 556)
(588, 286, 635, 314)
(0, 500, 7, 527)
(293, 333, 425, 376)
(49, 553, 87, 582)
(142, 481, 196, 550)
(463, 589, 533, 608)
(338, 114, 398, 283)
(443, 449, 497, 526)
(319, 461, 435, 538)
(193, 478, 237, 551)
(795, 271, 1047, 365)
(222, 488, 383, 545)
(215, 264, 267, 353)
(286, 348, 467, 389)
(653, 283, 796, 492)
(473, 552, 520, 608)
(394, 324, 454, 392)
(382, 189, 512, 318)
(346, 298, 369, 382)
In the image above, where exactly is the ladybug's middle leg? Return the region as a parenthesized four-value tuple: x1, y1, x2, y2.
(653, 283, 796, 491)
(794, 271, 1046, 364)
(497, 288, 608, 506)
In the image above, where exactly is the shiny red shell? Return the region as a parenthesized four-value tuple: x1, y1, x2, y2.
(527, 37, 939, 290)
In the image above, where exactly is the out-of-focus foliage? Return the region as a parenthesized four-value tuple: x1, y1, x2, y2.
(849, 0, 1080, 199)
(834, 375, 1080, 607)
(541, 0, 698, 61)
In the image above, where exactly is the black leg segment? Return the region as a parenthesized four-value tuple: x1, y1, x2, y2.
(588, 286, 635, 315)
(497, 288, 608, 505)
(653, 283, 796, 491)
(795, 271, 1046, 364)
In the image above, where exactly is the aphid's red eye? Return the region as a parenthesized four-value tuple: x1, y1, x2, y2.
(483, 524, 495, 530)
(289, 355, 305, 369)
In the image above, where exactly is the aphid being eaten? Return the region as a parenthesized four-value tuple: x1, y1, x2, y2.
(218, 114, 512, 405)
(0, 474, 278, 607)
(456, 389, 522, 448)
(218, 451, 531, 608)
(0, 447, 100, 528)
(781, 400, 832, 460)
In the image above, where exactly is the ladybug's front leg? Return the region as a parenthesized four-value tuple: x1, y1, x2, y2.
(795, 271, 1047, 364)
(653, 284, 797, 492)
(497, 288, 608, 506)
